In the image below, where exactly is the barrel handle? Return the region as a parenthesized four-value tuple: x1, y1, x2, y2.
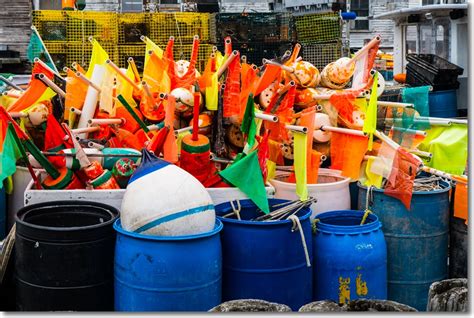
(288, 215, 311, 268)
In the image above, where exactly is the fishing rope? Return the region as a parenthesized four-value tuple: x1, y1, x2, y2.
(289, 215, 311, 268)
(229, 199, 241, 220)
(360, 186, 374, 225)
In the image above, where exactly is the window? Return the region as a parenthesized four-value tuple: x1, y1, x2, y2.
(39, 0, 62, 10)
(419, 24, 433, 54)
(350, 0, 369, 31)
(122, 0, 144, 12)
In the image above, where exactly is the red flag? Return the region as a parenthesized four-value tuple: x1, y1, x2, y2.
(257, 131, 270, 183)
(31, 60, 55, 80)
(384, 148, 420, 210)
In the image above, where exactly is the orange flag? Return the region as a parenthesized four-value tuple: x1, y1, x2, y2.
(7, 77, 48, 112)
(330, 132, 368, 180)
(143, 51, 170, 94)
(64, 68, 88, 121)
(454, 183, 468, 224)
(253, 64, 281, 96)
(163, 95, 178, 163)
(384, 148, 419, 210)
(223, 51, 241, 118)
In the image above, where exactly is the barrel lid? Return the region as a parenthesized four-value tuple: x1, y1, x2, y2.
(15, 201, 120, 242)
(315, 210, 381, 235)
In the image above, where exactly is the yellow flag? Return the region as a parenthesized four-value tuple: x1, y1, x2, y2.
(117, 64, 137, 108)
(267, 160, 276, 181)
(363, 73, 378, 150)
(144, 36, 163, 69)
(86, 39, 109, 79)
(205, 72, 218, 111)
(215, 50, 224, 70)
(177, 130, 191, 153)
(34, 88, 56, 105)
(363, 156, 383, 188)
(293, 131, 308, 201)
(99, 66, 116, 116)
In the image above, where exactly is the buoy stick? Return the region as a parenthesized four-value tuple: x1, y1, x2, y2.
(255, 112, 278, 122)
(377, 101, 414, 108)
(33, 57, 64, 82)
(217, 50, 238, 77)
(88, 141, 105, 150)
(35, 73, 66, 98)
(70, 107, 82, 115)
(192, 93, 200, 141)
(0, 75, 24, 91)
(88, 118, 125, 125)
(320, 125, 367, 137)
(141, 81, 156, 105)
(390, 126, 427, 137)
(285, 125, 307, 133)
(421, 166, 467, 184)
(277, 81, 295, 95)
(8, 112, 28, 118)
(71, 126, 100, 134)
(408, 149, 432, 158)
(174, 126, 193, 136)
(106, 59, 141, 92)
(418, 116, 467, 125)
(31, 25, 61, 76)
(75, 71, 102, 92)
(343, 35, 381, 68)
(262, 58, 294, 73)
(128, 57, 141, 82)
(3, 91, 21, 98)
(116, 94, 150, 133)
(42, 152, 141, 158)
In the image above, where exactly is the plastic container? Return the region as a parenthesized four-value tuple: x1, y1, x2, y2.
(449, 216, 467, 278)
(215, 199, 313, 311)
(270, 168, 350, 219)
(15, 201, 119, 311)
(428, 89, 458, 118)
(0, 187, 5, 239)
(313, 210, 387, 305)
(358, 182, 451, 311)
(114, 219, 223, 311)
(406, 54, 463, 87)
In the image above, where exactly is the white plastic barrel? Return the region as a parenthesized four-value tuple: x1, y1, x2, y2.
(7, 166, 43, 229)
(269, 168, 351, 219)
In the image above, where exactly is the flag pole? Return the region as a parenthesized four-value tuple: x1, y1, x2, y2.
(30, 25, 61, 76)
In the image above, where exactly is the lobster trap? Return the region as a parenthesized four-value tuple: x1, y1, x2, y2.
(300, 41, 344, 71)
(295, 12, 341, 44)
(65, 41, 118, 71)
(213, 13, 295, 44)
(149, 13, 212, 44)
(119, 13, 150, 44)
(66, 11, 118, 43)
(118, 45, 146, 73)
(32, 10, 67, 41)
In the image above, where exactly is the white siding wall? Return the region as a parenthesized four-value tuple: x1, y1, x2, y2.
(347, 0, 422, 51)
(0, 0, 31, 59)
(84, 0, 120, 12)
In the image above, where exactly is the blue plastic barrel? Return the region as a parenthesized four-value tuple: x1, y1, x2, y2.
(313, 210, 387, 305)
(358, 182, 451, 311)
(349, 181, 359, 210)
(113, 219, 223, 311)
(215, 199, 313, 311)
(428, 89, 458, 118)
(0, 187, 5, 239)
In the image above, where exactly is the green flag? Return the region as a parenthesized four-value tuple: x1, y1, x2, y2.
(27, 28, 58, 73)
(0, 124, 21, 189)
(219, 150, 270, 214)
(418, 124, 467, 175)
(241, 93, 257, 148)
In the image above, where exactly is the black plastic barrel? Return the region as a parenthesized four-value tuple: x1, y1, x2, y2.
(449, 216, 468, 279)
(14, 201, 119, 311)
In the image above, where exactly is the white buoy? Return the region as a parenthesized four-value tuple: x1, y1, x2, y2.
(313, 113, 331, 143)
(121, 149, 215, 236)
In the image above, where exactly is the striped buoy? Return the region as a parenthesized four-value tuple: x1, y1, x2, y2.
(112, 158, 136, 188)
(121, 149, 215, 236)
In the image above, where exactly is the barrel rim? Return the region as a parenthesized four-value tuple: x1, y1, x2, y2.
(270, 168, 351, 188)
(15, 200, 120, 232)
(215, 198, 312, 226)
(113, 218, 223, 241)
(357, 180, 451, 195)
(315, 210, 382, 234)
